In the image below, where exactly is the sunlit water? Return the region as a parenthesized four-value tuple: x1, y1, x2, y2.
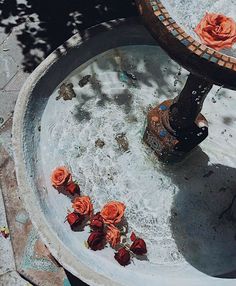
(39, 46, 236, 283)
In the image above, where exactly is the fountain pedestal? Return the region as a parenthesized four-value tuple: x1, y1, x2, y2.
(144, 74, 212, 162)
(136, 0, 236, 162)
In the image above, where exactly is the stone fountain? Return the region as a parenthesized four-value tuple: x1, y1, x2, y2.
(13, 1, 236, 285)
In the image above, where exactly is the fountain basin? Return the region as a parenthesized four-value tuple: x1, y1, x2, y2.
(13, 18, 236, 286)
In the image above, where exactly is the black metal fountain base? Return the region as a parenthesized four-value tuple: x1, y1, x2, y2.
(144, 74, 213, 163)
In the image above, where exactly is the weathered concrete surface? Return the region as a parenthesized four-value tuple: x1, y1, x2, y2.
(0, 186, 15, 276)
(0, 18, 82, 286)
(0, 271, 30, 286)
(0, 145, 67, 286)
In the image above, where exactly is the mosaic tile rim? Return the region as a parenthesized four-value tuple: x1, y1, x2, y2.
(147, 0, 236, 71)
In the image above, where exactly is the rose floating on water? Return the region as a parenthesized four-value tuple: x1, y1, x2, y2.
(87, 231, 106, 251)
(67, 212, 84, 230)
(114, 247, 131, 266)
(130, 232, 147, 255)
(66, 181, 80, 195)
(100, 201, 125, 225)
(72, 196, 93, 216)
(90, 212, 104, 230)
(106, 225, 121, 248)
(51, 166, 72, 188)
(51, 167, 148, 266)
(195, 13, 236, 50)
(51, 167, 80, 195)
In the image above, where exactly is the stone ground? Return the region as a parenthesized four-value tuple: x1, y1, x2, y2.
(0, 25, 71, 286)
(0, 1, 137, 285)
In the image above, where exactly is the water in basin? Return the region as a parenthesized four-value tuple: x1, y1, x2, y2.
(38, 45, 236, 285)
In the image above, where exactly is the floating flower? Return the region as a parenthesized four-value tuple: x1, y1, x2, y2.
(72, 196, 93, 216)
(100, 201, 125, 225)
(195, 13, 236, 50)
(130, 236, 147, 255)
(90, 212, 104, 230)
(67, 212, 84, 230)
(114, 247, 130, 266)
(87, 231, 106, 251)
(51, 166, 72, 188)
(106, 225, 121, 248)
(66, 181, 80, 195)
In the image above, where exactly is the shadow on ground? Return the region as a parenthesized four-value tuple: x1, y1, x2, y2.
(0, 0, 137, 72)
(65, 270, 89, 286)
(165, 148, 236, 278)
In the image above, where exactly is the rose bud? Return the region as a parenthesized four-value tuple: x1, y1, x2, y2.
(87, 231, 105, 251)
(66, 181, 80, 195)
(67, 212, 84, 230)
(130, 231, 136, 242)
(90, 212, 104, 230)
(130, 238, 147, 255)
(114, 247, 130, 266)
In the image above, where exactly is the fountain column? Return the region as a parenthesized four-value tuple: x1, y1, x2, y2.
(143, 73, 213, 162)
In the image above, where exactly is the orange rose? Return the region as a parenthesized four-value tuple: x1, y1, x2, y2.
(195, 13, 236, 50)
(72, 196, 93, 216)
(51, 166, 72, 188)
(106, 225, 121, 248)
(100, 201, 125, 225)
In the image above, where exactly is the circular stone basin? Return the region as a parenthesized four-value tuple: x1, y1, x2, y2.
(162, 0, 236, 58)
(13, 19, 236, 286)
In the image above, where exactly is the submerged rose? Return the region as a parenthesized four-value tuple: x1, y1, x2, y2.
(195, 13, 236, 50)
(72, 196, 93, 216)
(100, 201, 125, 225)
(106, 225, 121, 248)
(51, 166, 72, 188)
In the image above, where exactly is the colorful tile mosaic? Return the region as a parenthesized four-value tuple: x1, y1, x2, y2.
(147, 0, 236, 72)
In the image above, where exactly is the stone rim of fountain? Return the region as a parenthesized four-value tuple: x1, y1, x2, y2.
(12, 18, 155, 286)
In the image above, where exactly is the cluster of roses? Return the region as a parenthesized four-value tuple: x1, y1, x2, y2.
(51, 166, 147, 266)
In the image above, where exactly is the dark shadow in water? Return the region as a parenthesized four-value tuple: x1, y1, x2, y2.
(165, 148, 236, 278)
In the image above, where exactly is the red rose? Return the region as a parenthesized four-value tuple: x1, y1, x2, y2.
(87, 231, 105, 251)
(66, 182, 80, 195)
(114, 247, 130, 266)
(130, 238, 147, 255)
(67, 212, 84, 230)
(90, 212, 104, 230)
